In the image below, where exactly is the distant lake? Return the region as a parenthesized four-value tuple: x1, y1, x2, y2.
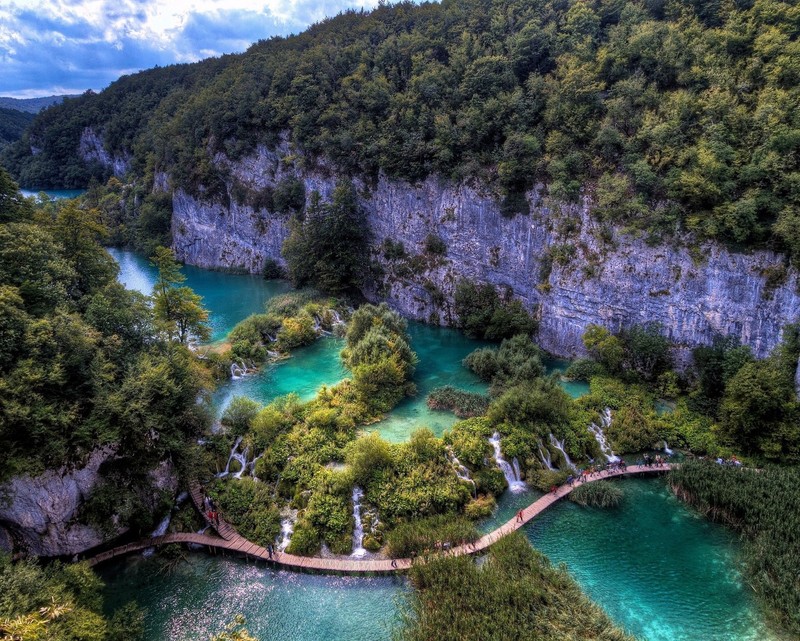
(21, 188, 86, 200)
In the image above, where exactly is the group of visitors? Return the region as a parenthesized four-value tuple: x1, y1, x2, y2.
(202, 494, 220, 526)
(715, 455, 742, 466)
(637, 453, 670, 468)
(564, 460, 629, 486)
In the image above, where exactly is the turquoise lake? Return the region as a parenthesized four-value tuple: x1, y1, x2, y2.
(101, 478, 777, 641)
(20, 188, 86, 200)
(109, 248, 587, 440)
(102, 250, 777, 641)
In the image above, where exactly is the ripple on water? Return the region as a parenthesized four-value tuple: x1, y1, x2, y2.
(524, 478, 778, 641)
(101, 555, 408, 641)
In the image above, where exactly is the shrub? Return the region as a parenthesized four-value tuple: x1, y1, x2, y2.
(464, 495, 496, 519)
(423, 233, 447, 256)
(262, 258, 285, 279)
(454, 280, 536, 340)
(463, 334, 545, 392)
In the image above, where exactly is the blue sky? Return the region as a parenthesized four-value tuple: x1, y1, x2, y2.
(0, 0, 386, 97)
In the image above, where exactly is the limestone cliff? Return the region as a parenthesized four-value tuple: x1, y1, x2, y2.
(78, 127, 131, 177)
(172, 146, 800, 359)
(0, 449, 178, 557)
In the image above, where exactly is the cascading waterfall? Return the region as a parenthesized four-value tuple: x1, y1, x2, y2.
(278, 510, 297, 551)
(312, 315, 332, 336)
(662, 441, 674, 456)
(548, 433, 579, 473)
(143, 491, 188, 557)
(230, 361, 250, 379)
(351, 487, 367, 558)
(489, 432, 527, 493)
(588, 407, 620, 463)
(217, 436, 251, 478)
(446, 448, 477, 497)
(537, 440, 556, 471)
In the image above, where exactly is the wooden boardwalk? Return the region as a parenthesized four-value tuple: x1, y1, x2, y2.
(86, 464, 673, 574)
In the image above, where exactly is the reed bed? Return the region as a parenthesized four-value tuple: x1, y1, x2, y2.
(669, 461, 800, 636)
(397, 533, 635, 641)
(569, 481, 624, 508)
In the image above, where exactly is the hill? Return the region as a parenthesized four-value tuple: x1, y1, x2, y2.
(0, 107, 34, 150)
(0, 95, 74, 113)
(2, 0, 800, 256)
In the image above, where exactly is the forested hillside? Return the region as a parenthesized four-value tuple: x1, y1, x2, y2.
(0, 108, 34, 151)
(4, 0, 800, 257)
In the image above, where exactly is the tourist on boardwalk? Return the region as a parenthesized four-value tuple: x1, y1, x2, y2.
(566, 474, 575, 486)
(267, 543, 274, 559)
(516, 509, 524, 523)
(391, 558, 397, 568)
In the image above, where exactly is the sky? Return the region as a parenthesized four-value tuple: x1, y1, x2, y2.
(0, 0, 386, 98)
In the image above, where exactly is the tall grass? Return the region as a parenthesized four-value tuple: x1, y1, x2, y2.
(569, 481, 624, 508)
(397, 533, 635, 641)
(385, 514, 478, 558)
(427, 386, 490, 418)
(669, 461, 800, 636)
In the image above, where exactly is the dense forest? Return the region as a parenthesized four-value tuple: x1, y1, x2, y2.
(0, 166, 210, 532)
(0, 108, 34, 152)
(4, 0, 800, 257)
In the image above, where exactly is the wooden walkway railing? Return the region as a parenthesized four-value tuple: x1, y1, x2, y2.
(85, 464, 674, 574)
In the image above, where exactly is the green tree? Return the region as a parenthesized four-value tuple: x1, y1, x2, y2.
(282, 180, 369, 295)
(150, 246, 210, 343)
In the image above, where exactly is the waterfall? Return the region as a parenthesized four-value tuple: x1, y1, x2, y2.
(587, 407, 620, 463)
(312, 315, 333, 336)
(548, 433, 579, 473)
(446, 448, 477, 497)
(662, 441, 674, 456)
(143, 492, 187, 557)
(351, 487, 367, 557)
(230, 361, 249, 380)
(537, 440, 556, 471)
(217, 436, 246, 477)
(489, 432, 527, 493)
(330, 309, 345, 326)
(142, 512, 172, 557)
(278, 510, 297, 551)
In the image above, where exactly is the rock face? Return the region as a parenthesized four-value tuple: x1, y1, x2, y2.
(0, 448, 113, 557)
(79, 127, 131, 177)
(172, 146, 800, 359)
(0, 448, 179, 557)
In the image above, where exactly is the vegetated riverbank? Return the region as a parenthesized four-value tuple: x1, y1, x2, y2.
(669, 461, 800, 637)
(399, 533, 634, 641)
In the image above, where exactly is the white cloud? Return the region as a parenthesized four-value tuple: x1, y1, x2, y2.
(0, 0, 388, 95)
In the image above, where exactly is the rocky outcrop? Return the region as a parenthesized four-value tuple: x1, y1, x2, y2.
(79, 127, 131, 177)
(0, 448, 179, 557)
(0, 448, 113, 557)
(171, 146, 800, 359)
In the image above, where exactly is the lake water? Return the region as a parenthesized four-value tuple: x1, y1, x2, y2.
(20, 188, 86, 200)
(103, 250, 776, 641)
(109, 248, 586, 440)
(101, 478, 777, 641)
